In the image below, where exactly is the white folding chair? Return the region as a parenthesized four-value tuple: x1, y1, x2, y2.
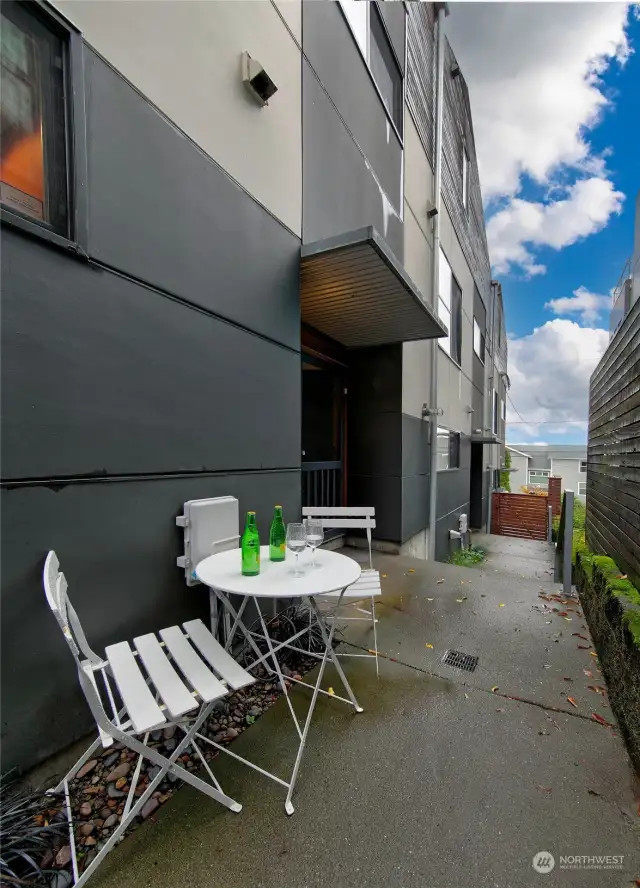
(302, 507, 381, 675)
(43, 551, 255, 887)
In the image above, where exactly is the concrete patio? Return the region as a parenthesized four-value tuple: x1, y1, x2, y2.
(90, 535, 639, 888)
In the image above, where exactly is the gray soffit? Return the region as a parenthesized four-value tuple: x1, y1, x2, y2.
(300, 227, 447, 348)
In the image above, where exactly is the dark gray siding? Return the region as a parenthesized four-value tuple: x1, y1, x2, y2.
(406, 0, 436, 168)
(0, 46, 301, 772)
(586, 298, 640, 587)
(302, 0, 403, 260)
(1, 472, 299, 772)
(435, 435, 471, 561)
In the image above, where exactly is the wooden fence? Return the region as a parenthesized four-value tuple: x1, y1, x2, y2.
(491, 492, 549, 541)
(586, 297, 640, 587)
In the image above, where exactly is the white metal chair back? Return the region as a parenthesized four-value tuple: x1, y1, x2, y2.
(43, 551, 103, 667)
(302, 506, 376, 570)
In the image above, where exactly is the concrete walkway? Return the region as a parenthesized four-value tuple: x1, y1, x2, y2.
(92, 536, 639, 888)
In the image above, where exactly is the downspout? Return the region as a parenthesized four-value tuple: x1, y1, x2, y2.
(427, 2, 448, 561)
(486, 282, 497, 532)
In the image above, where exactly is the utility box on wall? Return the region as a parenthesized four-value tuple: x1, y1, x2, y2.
(176, 496, 239, 585)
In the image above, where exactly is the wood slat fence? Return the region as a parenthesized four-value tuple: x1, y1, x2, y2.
(491, 492, 549, 541)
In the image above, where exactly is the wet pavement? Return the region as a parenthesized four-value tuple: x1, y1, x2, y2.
(91, 536, 639, 888)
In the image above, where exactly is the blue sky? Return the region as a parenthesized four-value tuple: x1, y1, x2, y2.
(447, 3, 639, 446)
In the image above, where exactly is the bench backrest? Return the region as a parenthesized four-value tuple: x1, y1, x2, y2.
(302, 507, 376, 569)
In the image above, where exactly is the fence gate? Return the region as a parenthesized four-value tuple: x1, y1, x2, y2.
(491, 492, 549, 541)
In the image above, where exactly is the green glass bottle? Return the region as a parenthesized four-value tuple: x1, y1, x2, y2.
(241, 511, 260, 576)
(269, 505, 286, 561)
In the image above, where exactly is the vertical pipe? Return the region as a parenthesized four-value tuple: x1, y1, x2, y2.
(428, 3, 447, 561)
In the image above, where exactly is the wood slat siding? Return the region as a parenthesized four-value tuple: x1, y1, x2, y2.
(587, 298, 640, 587)
(406, 3, 492, 307)
(491, 493, 548, 541)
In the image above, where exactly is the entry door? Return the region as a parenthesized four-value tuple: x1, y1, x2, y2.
(469, 442, 484, 529)
(301, 354, 346, 507)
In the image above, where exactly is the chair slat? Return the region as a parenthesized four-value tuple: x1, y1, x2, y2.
(303, 507, 375, 517)
(184, 619, 255, 690)
(303, 517, 376, 529)
(159, 626, 228, 702)
(322, 570, 381, 598)
(105, 641, 166, 733)
(134, 633, 199, 719)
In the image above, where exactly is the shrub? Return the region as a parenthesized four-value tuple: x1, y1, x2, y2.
(448, 545, 486, 567)
(499, 449, 512, 492)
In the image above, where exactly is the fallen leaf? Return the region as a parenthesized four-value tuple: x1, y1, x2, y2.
(563, 677, 573, 682)
(327, 687, 335, 696)
(491, 686, 499, 693)
(590, 651, 598, 658)
(577, 645, 590, 650)
(567, 696, 578, 708)
(426, 597, 434, 602)
(572, 633, 589, 640)
(537, 785, 553, 793)
(543, 664, 551, 668)
(455, 597, 467, 603)
(587, 789, 602, 798)
(425, 643, 434, 649)
(617, 574, 628, 580)
(558, 611, 568, 617)
(382, 574, 387, 578)
(460, 581, 465, 584)
(538, 729, 550, 736)
(437, 579, 445, 584)
(499, 603, 505, 607)
(583, 670, 593, 678)
(496, 708, 505, 713)
(464, 693, 469, 699)
(563, 617, 572, 622)
(538, 594, 552, 601)
(407, 569, 415, 573)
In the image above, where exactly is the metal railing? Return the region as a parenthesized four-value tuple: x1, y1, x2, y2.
(301, 461, 342, 509)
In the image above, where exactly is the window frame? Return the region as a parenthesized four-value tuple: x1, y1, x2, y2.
(579, 460, 587, 473)
(528, 469, 550, 486)
(473, 317, 485, 364)
(0, 0, 87, 252)
(462, 142, 470, 212)
(492, 389, 499, 435)
(436, 426, 460, 472)
(438, 247, 462, 367)
(338, 0, 404, 143)
(578, 481, 587, 496)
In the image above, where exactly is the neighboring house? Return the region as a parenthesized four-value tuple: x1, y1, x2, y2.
(587, 192, 640, 587)
(505, 446, 531, 493)
(1, 1, 504, 771)
(507, 444, 587, 500)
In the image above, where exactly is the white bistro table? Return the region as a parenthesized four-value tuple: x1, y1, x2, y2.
(196, 545, 362, 813)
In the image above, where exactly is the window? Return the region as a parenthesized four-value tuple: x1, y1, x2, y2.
(437, 427, 460, 471)
(473, 318, 485, 363)
(501, 398, 506, 421)
(492, 389, 499, 435)
(462, 144, 470, 211)
(438, 248, 462, 365)
(528, 469, 550, 487)
(578, 482, 587, 496)
(579, 460, 587, 473)
(339, 1, 403, 136)
(1, 2, 69, 236)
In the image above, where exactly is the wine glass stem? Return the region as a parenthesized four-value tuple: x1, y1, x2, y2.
(295, 552, 299, 576)
(312, 547, 316, 568)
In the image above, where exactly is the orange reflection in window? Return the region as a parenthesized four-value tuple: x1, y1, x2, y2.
(0, 128, 44, 202)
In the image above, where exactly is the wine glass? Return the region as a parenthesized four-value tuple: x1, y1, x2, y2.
(304, 518, 324, 569)
(286, 523, 307, 577)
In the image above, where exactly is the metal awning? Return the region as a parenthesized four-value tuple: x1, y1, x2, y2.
(300, 227, 447, 348)
(471, 433, 503, 444)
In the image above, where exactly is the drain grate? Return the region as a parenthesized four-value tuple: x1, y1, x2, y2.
(442, 649, 478, 672)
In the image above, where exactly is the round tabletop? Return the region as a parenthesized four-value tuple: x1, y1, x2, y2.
(195, 546, 361, 599)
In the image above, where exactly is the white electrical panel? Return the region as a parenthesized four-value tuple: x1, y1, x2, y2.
(459, 513, 468, 534)
(176, 496, 239, 586)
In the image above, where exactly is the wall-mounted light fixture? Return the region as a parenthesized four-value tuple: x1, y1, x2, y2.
(242, 52, 278, 106)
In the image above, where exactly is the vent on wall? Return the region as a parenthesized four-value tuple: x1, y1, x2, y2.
(242, 51, 278, 106)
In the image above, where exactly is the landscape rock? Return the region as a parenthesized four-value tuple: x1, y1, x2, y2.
(147, 765, 161, 782)
(80, 822, 95, 837)
(84, 836, 97, 847)
(248, 706, 262, 717)
(225, 727, 239, 740)
(115, 777, 128, 790)
(163, 725, 176, 740)
(79, 802, 92, 818)
(106, 762, 131, 783)
(102, 814, 117, 829)
(141, 798, 159, 819)
(164, 738, 177, 752)
(55, 845, 72, 868)
(76, 759, 98, 779)
(101, 752, 120, 769)
(107, 784, 125, 799)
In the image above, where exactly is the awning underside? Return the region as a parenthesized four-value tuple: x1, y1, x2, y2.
(301, 227, 447, 349)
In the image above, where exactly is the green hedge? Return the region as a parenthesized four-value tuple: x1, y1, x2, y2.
(578, 553, 640, 649)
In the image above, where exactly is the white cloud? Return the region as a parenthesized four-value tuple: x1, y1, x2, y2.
(445, 3, 631, 275)
(506, 320, 609, 438)
(486, 176, 625, 277)
(545, 285, 612, 325)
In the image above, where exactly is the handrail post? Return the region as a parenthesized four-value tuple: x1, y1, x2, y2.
(547, 504, 553, 544)
(563, 490, 574, 598)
